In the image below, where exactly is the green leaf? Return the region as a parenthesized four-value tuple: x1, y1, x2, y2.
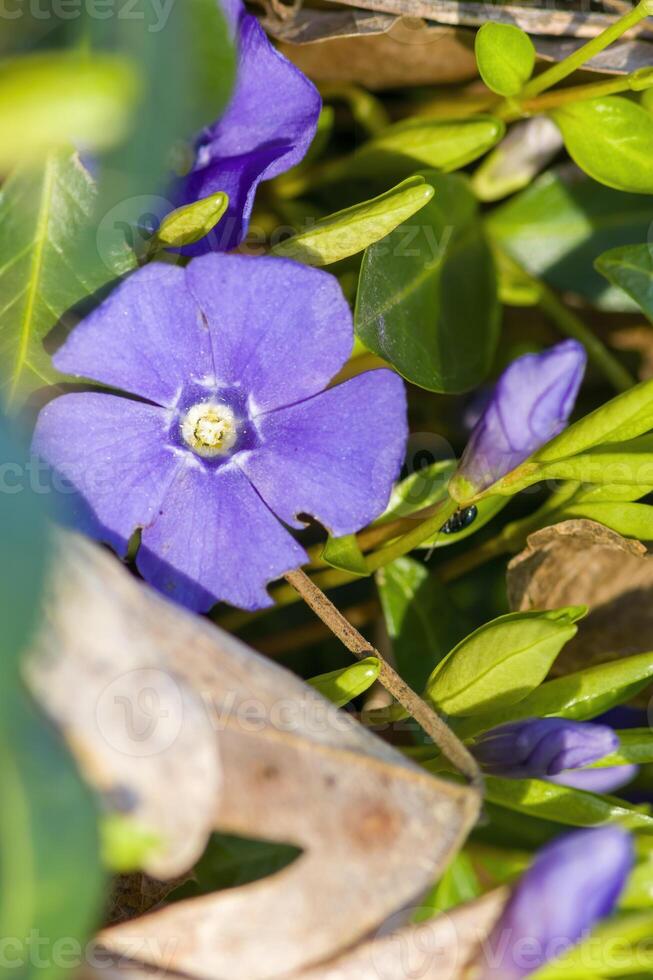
(0, 152, 136, 407)
(355, 172, 500, 393)
(594, 730, 653, 768)
(349, 115, 505, 179)
(100, 814, 161, 873)
(416, 851, 481, 920)
(534, 383, 653, 463)
(271, 176, 434, 266)
(426, 608, 584, 718)
(475, 23, 535, 97)
(485, 775, 653, 831)
(453, 651, 653, 740)
(376, 557, 467, 690)
(536, 910, 653, 978)
(552, 97, 653, 194)
(595, 244, 653, 323)
(382, 460, 455, 521)
(172, 834, 301, 898)
(561, 501, 653, 540)
(321, 534, 368, 575)
(534, 447, 653, 489)
(1, 693, 105, 980)
(92, 0, 235, 216)
(151, 192, 229, 251)
(486, 167, 653, 311)
(0, 52, 139, 170)
(307, 657, 380, 707)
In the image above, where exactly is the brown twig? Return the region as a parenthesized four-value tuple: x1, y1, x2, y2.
(285, 568, 482, 788)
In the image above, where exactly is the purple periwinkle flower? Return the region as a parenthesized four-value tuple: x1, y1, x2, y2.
(551, 765, 639, 794)
(472, 718, 618, 780)
(451, 340, 586, 497)
(175, 0, 320, 253)
(32, 255, 407, 612)
(479, 827, 633, 979)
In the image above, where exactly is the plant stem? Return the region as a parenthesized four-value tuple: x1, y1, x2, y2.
(285, 568, 482, 787)
(519, 1, 652, 100)
(537, 281, 635, 392)
(365, 497, 459, 571)
(499, 73, 653, 121)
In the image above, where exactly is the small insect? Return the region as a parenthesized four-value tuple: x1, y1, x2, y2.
(440, 505, 478, 535)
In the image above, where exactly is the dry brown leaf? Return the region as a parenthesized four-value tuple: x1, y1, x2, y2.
(507, 519, 653, 687)
(29, 532, 480, 980)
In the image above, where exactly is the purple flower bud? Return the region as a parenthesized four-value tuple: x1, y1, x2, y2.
(452, 340, 586, 497)
(551, 765, 639, 794)
(472, 718, 618, 779)
(480, 827, 634, 979)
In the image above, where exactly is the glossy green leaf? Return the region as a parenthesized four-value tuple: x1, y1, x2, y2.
(595, 244, 653, 322)
(454, 651, 653, 740)
(426, 608, 584, 718)
(376, 557, 466, 690)
(553, 97, 653, 194)
(486, 775, 653, 831)
(0, 152, 136, 407)
(307, 657, 380, 707)
(475, 22, 535, 97)
(487, 167, 653, 311)
(349, 115, 505, 179)
(561, 502, 653, 540)
(151, 191, 229, 250)
(271, 176, 434, 266)
(355, 172, 500, 393)
(0, 52, 139, 170)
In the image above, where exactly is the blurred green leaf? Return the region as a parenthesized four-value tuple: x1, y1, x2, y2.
(416, 851, 481, 920)
(487, 167, 653, 311)
(355, 172, 500, 393)
(340, 116, 505, 183)
(475, 23, 535, 97)
(426, 608, 584, 718)
(271, 176, 434, 266)
(0, 52, 139, 171)
(454, 651, 653, 740)
(536, 910, 653, 978)
(553, 98, 653, 194)
(595, 244, 653, 322)
(0, 151, 136, 408)
(486, 776, 653, 831)
(172, 834, 301, 898)
(100, 814, 161, 874)
(377, 557, 467, 690)
(307, 658, 380, 707)
(151, 191, 229, 251)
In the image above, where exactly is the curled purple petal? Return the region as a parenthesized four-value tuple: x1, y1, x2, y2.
(550, 765, 639, 794)
(480, 827, 634, 980)
(454, 340, 586, 495)
(176, 2, 321, 253)
(473, 718, 618, 779)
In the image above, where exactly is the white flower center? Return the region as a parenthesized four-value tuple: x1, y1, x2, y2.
(180, 402, 238, 457)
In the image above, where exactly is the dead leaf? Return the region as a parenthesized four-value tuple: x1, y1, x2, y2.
(29, 532, 480, 980)
(507, 519, 653, 690)
(611, 327, 653, 381)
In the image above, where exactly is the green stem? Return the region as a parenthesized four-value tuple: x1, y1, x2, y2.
(365, 497, 459, 571)
(499, 73, 652, 121)
(537, 281, 635, 393)
(519, 1, 652, 100)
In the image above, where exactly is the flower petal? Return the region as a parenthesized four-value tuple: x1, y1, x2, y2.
(32, 393, 179, 556)
(53, 264, 214, 406)
(177, 8, 320, 252)
(137, 462, 306, 612)
(186, 253, 354, 413)
(456, 340, 587, 493)
(550, 765, 639, 793)
(240, 370, 408, 536)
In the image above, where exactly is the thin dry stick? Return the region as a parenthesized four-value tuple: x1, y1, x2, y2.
(285, 568, 482, 788)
